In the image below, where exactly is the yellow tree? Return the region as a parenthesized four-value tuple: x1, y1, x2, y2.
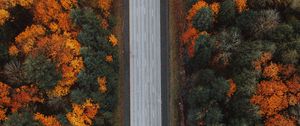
(34, 113, 62, 126)
(66, 99, 99, 126)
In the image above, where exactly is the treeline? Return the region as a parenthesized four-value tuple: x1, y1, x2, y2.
(0, 0, 119, 125)
(180, 0, 300, 125)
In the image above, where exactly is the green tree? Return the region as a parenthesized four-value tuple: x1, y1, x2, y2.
(218, 0, 236, 26)
(236, 10, 279, 39)
(3, 111, 40, 126)
(23, 55, 61, 90)
(192, 7, 213, 31)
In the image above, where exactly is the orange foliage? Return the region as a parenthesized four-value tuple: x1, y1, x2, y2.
(187, 39, 196, 58)
(263, 63, 281, 80)
(251, 80, 289, 116)
(14, 25, 46, 55)
(0, 0, 17, 9)
(210, 2, 220, 15)
(0, 9, 9, 25)
(0, 82, 43, 115)
(101, 19, 109, 29)
(181, 27, 199, 44)
(33, 0, 62, 25)
(109, 34, 118, 47)
(253, 52, 272, 71)
(10, 85, 43, 112)
(235, 0, 247, 13)
(17, 0, 33, 8)
(105, 55, 113, 63)
(281, 64, 297, 78)
(98, 76, 107, 93)
(57, 13, 72, 32)
(49, 23, 59, 32)
(34, 34, 83, 97)
(98, 0, 112, 11)
(66, 99, 99, 126)
(227, 79, 237, 97)
(60, 0, 77, 10)
(0, 82, 11, 106)
(180, 27, 207, 58)
(252, 64, 300, 125)
(265, 114, 296, 126)
(8, 45, 19, 56)
(34, 113, 62, 126)
(0, 108, 6, 121)
(98, 0, 112, 17)
(12, 23, 82, 98)
(0, 82, 11, 121)
(182, 0, 221, 58)
(186, 0, 208, 21)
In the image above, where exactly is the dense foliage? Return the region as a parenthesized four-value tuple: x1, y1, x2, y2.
(0, 0, 119, 125)
(181, 0, 300, 125)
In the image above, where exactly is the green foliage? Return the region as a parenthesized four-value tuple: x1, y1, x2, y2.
(275, 38, 300, 64)
(70, 8, 118, 125)
(281, 49, 299, 64)
(3, 111, 40, 126)
(187, 69, 229, 125)
(192, 7, 213, 31)
(236, 10, 279, 39)
(218, 0, 236, 26)
(187, 34, 214, 72)
(266, 24, 295, 42)
(247, 0, 290, 9)
(182, 1, 299, 124)
(289, 19, 300, 35)
(23, 55, 61, 90)
(205, 106, 224, 125)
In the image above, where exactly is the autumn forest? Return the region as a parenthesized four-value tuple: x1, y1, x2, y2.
(0, 0, 299, 126)
(178, 0, 300, 125)
(0, 0, 119, 125)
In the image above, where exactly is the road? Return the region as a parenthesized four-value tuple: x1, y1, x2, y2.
(129, 0, 162, 126)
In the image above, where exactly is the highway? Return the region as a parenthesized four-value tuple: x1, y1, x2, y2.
(129, 0, 162, 125)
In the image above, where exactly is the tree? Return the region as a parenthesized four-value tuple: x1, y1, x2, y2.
(186, 0, 208, 21)
(266, 24, 294, 43)
(23, 55, 61, 90)
(218, 0, 236, 26)
(66, 99, 99, 126)
(236, 10, 279, 39)
(192, 7, 213, 31)
(0, 9, 9, 26)
(34, 113, 62, 126)
(235, 0, 247, 13)
(186, 69, 229, 125)
(3, 111, 40, 126)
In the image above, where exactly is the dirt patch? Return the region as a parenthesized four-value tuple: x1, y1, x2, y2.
(169, 0, 187, 125)
(112, 0, 125, 125)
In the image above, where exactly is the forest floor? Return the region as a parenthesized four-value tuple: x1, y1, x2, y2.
(113, 0, 125, 125)
(169, 0, 187, 125)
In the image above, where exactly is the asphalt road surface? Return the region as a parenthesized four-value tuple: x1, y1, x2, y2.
(129, 0, 162, 125)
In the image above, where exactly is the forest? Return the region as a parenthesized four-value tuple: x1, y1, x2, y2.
(0, 0, 119, 125)
(179, 0, 300, 125)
